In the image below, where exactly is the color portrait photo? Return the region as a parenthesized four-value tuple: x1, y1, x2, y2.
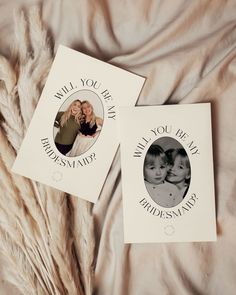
(53, 90, 104, 157)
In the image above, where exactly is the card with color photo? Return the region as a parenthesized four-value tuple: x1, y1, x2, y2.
(119, 103, 216, 243)
(12, 45, 145, 203)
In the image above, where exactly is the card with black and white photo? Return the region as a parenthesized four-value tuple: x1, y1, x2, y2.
(12, 45, 145, 203)
(119, 103, 216, 243)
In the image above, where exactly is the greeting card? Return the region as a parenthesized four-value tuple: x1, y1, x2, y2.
(12, 45, 145, 203)
(119, 103, 216, 243)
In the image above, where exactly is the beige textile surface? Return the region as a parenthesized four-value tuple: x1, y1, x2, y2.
(0, 0, 236, 294)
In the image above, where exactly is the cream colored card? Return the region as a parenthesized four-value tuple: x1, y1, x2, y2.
(12, 45, 145, 203)
(119, 103, 216, 243)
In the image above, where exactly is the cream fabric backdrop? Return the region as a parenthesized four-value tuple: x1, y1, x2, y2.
(0, 0, 236, 294)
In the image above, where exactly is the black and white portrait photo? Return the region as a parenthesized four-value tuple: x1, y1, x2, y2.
(143, 136, 191, 208)
(53, 90, 104, 157)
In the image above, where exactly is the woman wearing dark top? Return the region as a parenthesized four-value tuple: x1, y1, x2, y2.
(69, 100, 103, 156)
(54, 99, 82, 155)
(80, 120, 98, 136)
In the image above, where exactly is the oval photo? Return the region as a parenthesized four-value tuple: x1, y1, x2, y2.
(143, 136, 191, 208)
(53, 90, 104, 157)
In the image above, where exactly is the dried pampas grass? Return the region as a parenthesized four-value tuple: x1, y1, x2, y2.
(0, 6, 96, 295)
(71, 197, 95, 295)
(0, 228, 46, 295)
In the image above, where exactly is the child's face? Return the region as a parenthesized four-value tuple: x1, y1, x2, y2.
(144, 156, 167, 185)
(166, 155, 190, 184)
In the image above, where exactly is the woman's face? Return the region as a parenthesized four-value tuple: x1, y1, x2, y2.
(71, 101, 81, 115)
(82, 103, 93, 116)
(166, 155, 190, 184)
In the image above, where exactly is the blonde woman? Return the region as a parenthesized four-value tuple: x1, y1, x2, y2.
(70, 100, 103, 156)
(54, 99, 82, 155)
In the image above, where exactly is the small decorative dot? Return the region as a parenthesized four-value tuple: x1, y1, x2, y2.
(164, 225, 175, 236)
(52, 171, 63, 182)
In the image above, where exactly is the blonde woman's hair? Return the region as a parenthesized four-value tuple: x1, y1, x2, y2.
(60, 99, 82, 127)
(81, 100, 96, 128)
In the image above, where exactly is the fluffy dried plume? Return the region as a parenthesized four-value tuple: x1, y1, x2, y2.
(71, 197, 95, 295)
(13, 7, 53, 128)
(0, 227, 47, 295)
(0, 160, 52, 294)
(46, 190, 84, 295)
(0, 5, 97, 295)
(0, 127, 65, 294)
(0, 80, 24, 151)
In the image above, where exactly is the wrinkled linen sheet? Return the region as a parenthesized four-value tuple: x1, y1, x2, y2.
(1, 0, 236, 294)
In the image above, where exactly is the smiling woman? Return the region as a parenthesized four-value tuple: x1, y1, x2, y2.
(143, 137, 191, 208)
(69, 97, 104, 157)
(79, 100, 103, 137)
(54, 99, 83, 155)
(53, 90, 104, 157)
